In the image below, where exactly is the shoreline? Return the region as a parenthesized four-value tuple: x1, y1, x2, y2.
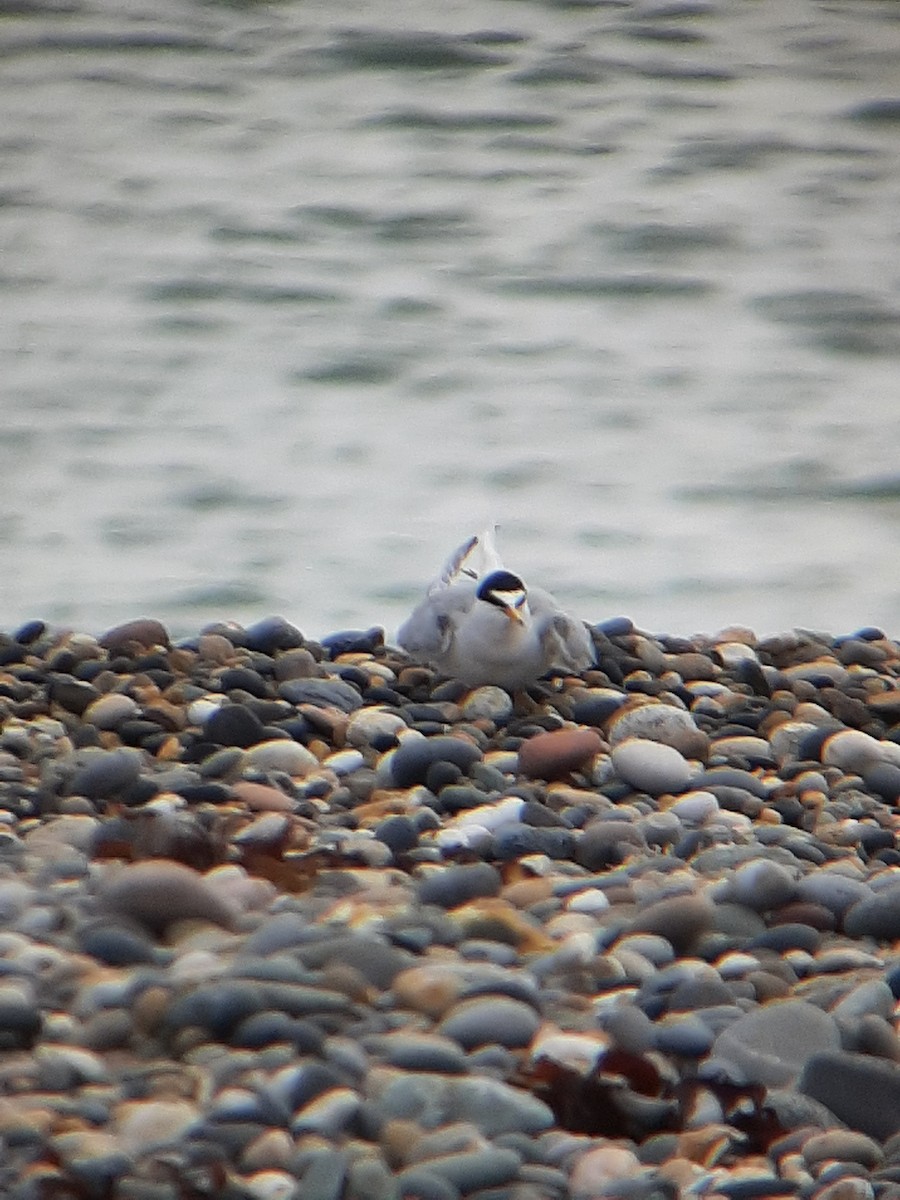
(0, 613, 899, 1198)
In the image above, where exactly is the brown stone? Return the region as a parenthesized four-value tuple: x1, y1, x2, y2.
(98, 618, 170, 653)
(517, 728, 603, 780)
(231, 780, 296, 812)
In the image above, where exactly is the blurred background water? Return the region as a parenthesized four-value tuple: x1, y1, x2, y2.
(2, 0, 900, 643)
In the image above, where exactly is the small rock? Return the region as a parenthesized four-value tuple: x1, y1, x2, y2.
(800, 1051, 900, 1140)
(714, 999, 840, 1086)
(438, 996, 540, 1050)
(389, 736, 483, 788)
(99, 618, 170, 652)
(611, 738, 693, 795)
(518, 729, 602, 780)
(100, 860, 238, 934)
(608, 703, 708, 758)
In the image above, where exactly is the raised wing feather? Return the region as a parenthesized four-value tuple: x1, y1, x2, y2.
(431, 526, 504, 594)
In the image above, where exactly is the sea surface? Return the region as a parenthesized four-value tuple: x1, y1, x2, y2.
(3, 0, 900, 643)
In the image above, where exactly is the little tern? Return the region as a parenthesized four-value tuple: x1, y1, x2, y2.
(397, 529, 595, 690)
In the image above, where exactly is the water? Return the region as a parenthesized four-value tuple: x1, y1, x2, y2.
(3, 0, 900, 643)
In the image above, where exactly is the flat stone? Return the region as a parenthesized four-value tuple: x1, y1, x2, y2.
(366, 1067, 554, 1137)
(574, 819, 646, 871)
(410, 1147, 522, 1192)
(460, 686, 514, 723)
(278, 677, 363, 712)
(802, 1130, 884, 1169)
(0, 988, 42, 1050)
(821, 729, 886, 773)
(346, 708, 408, 747)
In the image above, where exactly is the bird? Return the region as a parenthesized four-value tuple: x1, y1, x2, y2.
(397, 528, 595, 690)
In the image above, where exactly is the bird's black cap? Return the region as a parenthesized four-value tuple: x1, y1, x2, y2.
(477, 570, 526, 601)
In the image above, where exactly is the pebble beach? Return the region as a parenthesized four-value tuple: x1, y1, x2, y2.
(2, 613, 900, 1200)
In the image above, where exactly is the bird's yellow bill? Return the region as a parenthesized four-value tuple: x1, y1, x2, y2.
(502, 604, 526, 625)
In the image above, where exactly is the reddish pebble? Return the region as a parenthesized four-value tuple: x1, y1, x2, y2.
(231, 780, 296, 813)
(517, 728, 602, 780)
(770, 901, 837, 931)
(98, 618, 170, 652)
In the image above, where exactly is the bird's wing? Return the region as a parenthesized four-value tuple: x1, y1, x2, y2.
(397, 580, 478, 660)
(430, 525, 504, 594)
(528, 586, 596, 675)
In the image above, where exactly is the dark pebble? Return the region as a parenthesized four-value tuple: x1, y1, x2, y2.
(571, 694, 627, 726)
(492, 824, 575, 860)
(437, 785, 490, 814)
(843, 883, 900, 941)
(277, 676, 363, 712)
(70, 748, 143, 800)
(800, 1051, 900, 1140)
(13, 619, 46, 644)
(218, 667, 271, 698)
(390, 736, 483, 788)
(749, 923, 822, 953)
(438, 996, 540, 1050)
(0, 996, 42, 1050)
(692, 766, 770, 798)
(595, 616, 635, 637)
(49, 676, 101, 716)
(374, 814, 419, 854)
(410, 1147, 522, 1192)
(77, 922, 163, 967)
(243, 615, 304, 654)
(295, 1147, 350, 1200)
(417, 862, 502, 909)
(321, 627, 385, 656)
(864, 762, 900, 803)
(230, 1011, 322, 1051)
(575, 820, 647, 871)
(293, 933, 414, 988)
(203, 703, 266, 748)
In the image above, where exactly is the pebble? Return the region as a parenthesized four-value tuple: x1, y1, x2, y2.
(608, 702, 708, 758)
(611, 738, 693, 795)
(437, 996, 541, 1049)
(713, 999, 841, 1086)
(243, 740, 320, 776)
(388, 736, 483, 787)
(800, 1052, 900, 1140)
(2, 613, 900, 1198)
(99, 859, 239, 933)
(517, 728, 603, 779)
